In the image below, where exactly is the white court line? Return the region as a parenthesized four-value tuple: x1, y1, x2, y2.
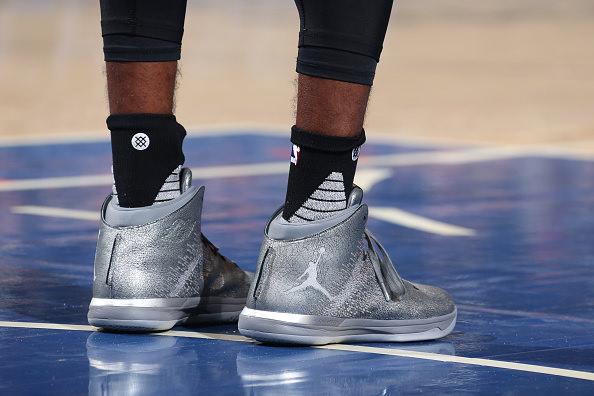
(0, 163, 286, 192)
(321, 344, 594, 382)
(0, 125, 592, 161)
(369, 207, 476, 236)
(456, 304, 594, 324)
(11, 204, 476, 238)
(0, 320, 593, 382)
(354, 168, 393, 192)
(0, 125, 289, 147)
(0, 147, 526, 192)
(12, 206, 99, 221)
(0, 174, 113, 192)
(361, 146, 528, 167)
(9, 167, 469, 237)
(7, 168, 395, 220)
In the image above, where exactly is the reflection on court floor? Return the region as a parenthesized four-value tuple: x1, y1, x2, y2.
(0, 131, 593, 394)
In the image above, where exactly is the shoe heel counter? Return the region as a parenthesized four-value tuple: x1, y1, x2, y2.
(248, 205, 369, 315)
(93, 188, 205, 299)
(246, 238, 274, 308)
(92, 224, 117, 298)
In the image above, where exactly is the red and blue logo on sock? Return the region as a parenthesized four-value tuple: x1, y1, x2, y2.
(291, 144, 301, 165)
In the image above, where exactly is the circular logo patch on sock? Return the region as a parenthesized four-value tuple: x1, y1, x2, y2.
(352, 146, 360, 161)
(131, 133, 150, 151)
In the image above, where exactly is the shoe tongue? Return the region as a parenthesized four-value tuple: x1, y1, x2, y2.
(347, 185, 363, 207)
(180, 168, 193, 193)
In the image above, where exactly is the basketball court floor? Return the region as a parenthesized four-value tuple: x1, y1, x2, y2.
(0, 131, 593, 394)
(1, 0, 594, 394)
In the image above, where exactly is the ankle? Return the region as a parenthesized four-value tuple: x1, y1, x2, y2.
(282, 126, 365, 222)
(108, 113, 186, 207)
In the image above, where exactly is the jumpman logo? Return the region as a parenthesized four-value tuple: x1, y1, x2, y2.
(285, 247, 333, 299)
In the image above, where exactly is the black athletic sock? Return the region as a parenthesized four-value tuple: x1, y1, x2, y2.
(108, 113, 186, 208)
(283, 126, 365, 222)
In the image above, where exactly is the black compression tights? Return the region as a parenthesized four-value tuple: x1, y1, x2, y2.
(100, 0, 394, 85)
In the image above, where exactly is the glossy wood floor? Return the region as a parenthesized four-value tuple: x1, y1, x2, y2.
(0, 132, 593, 394)
(1, 1, 593, 394)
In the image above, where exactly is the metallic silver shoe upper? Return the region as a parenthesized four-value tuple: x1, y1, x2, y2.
(93, 186, 205, 299)
(246, 187, 456, 321)
(93, 166, 253, 304)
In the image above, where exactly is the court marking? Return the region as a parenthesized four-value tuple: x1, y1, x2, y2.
(1, 143, 592, 193)
(0, 146, 539, 193)
(355, 168, 393, 192)
(0, 126, 592, 161)
(11, 204, 476, 237)
(457, 304, 594, 324)
(1, 320, 593, 382)
(2, 133, 592, 388)
(12, 206, 99, 221)
(369, 207, 476, 236)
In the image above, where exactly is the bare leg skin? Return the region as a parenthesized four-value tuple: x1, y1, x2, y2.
(106, 61, 177, 115)
(296, 74, 371, 138)
(104, 60, 184, 207)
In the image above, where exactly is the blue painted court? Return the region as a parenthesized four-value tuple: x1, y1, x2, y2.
(0, 131, 593, 394)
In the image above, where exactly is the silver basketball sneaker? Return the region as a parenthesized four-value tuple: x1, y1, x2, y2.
(88, 168, 253, 332)
(238, 186, 457, 345)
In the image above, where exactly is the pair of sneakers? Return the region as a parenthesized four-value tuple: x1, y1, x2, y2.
(88, 168, 456, 344)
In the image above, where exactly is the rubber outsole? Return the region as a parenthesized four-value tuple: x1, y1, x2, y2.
(88, 297, 246, 332)
(238, 307, 457, 345)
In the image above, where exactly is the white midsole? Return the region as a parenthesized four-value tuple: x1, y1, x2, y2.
(240, 307, 457, 327)
(89, 297, 201, 308)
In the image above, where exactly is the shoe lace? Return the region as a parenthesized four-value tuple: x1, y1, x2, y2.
(200, 233, 237, 265)
(364, 229, 406, 302)
(201, 233, 220, 254)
